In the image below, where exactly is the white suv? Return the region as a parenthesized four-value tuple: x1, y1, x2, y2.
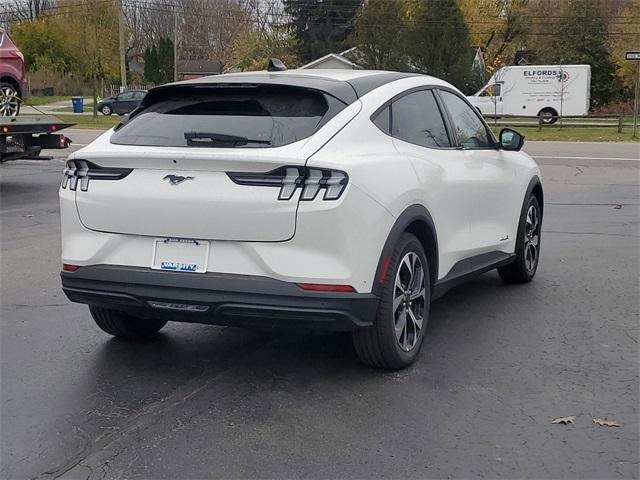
(60, 69, 543, 369)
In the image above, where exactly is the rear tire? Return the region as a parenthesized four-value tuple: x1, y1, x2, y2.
(538, 108, 558, 125)
(353, 233, 430, 369)
(89, 306, 167, 338)
(498, 195, 542, 283)
(0, 82, 20, 117)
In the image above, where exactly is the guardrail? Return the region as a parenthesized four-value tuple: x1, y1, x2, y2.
(482, 114, 633, 132)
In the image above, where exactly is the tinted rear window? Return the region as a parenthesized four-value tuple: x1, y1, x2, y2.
(110, 85, 343, 148)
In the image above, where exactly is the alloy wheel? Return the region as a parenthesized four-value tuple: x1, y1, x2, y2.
(524, 204, 540, 273)
(393, 252, 427, 352)
(0, 86, 20, 117)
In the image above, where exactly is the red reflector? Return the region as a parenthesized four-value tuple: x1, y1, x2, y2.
(297, 283, 356, 293)
(378, 255, 392, 284)
(62, 264, 80, 272)
(50, 125, 57, 132)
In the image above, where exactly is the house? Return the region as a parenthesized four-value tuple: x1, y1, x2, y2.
(300, 51, 361, 70)
(177, 60, 224, 79)
(514, 50, 537, 66)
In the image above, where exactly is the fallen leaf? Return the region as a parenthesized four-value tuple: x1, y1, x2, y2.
(23, 214, 34, 218)
(593, 418, 620, 427)
(552, 416, 576, 425)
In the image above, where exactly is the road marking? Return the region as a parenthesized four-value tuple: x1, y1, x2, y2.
(532, 155, 640, 162)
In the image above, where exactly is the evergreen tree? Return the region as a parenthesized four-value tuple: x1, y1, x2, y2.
(355, 0, 409, 71)
(143, 45, 159, 83)
(284, 0, 361, 63)
(406, 0, 474, 90)
(157, 38, 174, 84)
(535, 0, 620, 108)
(144, 39, 174, 84)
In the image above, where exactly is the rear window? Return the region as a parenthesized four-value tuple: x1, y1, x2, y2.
(110, 85, 344, 148)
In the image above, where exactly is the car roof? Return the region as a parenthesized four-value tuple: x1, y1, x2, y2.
(162, 69, 450, 104)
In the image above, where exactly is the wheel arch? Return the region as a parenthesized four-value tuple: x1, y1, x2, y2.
(0, 75, 21, 98)
(527, 175, 544, 216)
(537, 106, 558, 117)
(372, 204, 438, 296)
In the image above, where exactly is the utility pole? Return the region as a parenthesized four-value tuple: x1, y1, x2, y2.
(634, 61, 639, 139)
(174, 7, 178, 82)
(626, 52, 640, 138)
(118, 0, 127, 91)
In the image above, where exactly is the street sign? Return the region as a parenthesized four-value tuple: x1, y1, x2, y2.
(626, 52, 640, 61)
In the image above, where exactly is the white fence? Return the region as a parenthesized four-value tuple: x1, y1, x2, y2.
(108, 84, 155, 96)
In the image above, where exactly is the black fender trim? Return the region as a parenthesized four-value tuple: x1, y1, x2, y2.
(524, 175, 544, 217)
(372, 204, 438, 297)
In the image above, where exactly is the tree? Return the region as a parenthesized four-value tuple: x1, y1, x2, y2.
(284, 0, 361, 63)
(58, 0, 119, 117)
(533, 0, 622, 108)
(157, 38, 174, 83)
(606, 0, 640, 101)
(179, 0, 252, 72)
(1, 0, 54, 24)
(232, 26, 299, 71)
(405, 0, 474, 90)
(143, 46, 159, 83)
(10, 17, 77, 72)
(355, 0, 411, 71)
(458, 0, 529, 72)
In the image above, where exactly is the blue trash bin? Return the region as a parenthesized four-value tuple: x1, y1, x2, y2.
(71, 96, 84, 113)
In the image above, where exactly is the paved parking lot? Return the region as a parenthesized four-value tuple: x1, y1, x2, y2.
(1, 133, 638, 479)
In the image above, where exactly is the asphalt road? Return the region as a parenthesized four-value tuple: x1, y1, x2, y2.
(1, 132, 639, 479)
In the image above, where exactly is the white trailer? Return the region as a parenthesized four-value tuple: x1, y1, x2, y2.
(467, 65, 591, 124)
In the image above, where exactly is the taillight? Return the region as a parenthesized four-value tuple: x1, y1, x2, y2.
(227, 166, 348, 201)
(62, 264, 79, 272)
(61, 160, 132, 192)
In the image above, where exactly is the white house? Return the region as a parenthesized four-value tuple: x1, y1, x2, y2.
(300, 52, 361, 70)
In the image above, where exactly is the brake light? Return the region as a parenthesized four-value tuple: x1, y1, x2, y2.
(227, 166, 348, 201)
(62, 264, 79, 272)
(297, 283, 356, 292)
(61, 160, 132, 191)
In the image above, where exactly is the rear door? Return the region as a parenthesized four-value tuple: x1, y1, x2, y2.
(72, 84, 346, 242)
(114, 92, 135, 114)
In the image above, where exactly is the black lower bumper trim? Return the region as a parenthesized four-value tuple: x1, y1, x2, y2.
(61, 265, 378, 331)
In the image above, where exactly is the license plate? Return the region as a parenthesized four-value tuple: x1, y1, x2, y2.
(152, 238, 209, 273)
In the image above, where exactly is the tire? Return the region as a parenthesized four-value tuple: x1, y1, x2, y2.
(89, 306, 167, 338)
(538, 108, 558, 125)
(353, 233, 430, 369)
(0, 82, 20, 117)
(498, 195, 542, 283)
(101, 104, 112, 116)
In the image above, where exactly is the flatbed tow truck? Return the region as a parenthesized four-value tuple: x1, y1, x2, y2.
(1, 114, 74, 162)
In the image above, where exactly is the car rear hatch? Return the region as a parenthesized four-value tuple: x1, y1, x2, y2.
(70, 82, 351, 242)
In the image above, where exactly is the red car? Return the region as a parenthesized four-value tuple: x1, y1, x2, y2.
(0, 28, 28, 116)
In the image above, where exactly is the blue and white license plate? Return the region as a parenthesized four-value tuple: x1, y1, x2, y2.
(152, 238, 209, 273)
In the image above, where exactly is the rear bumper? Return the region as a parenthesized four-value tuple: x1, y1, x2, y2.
(61, 265, 379, 331)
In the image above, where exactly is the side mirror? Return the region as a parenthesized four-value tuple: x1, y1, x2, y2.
(499, 128, 524, 151)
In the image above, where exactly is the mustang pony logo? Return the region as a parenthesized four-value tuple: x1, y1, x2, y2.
(163, 174, 194, 185)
